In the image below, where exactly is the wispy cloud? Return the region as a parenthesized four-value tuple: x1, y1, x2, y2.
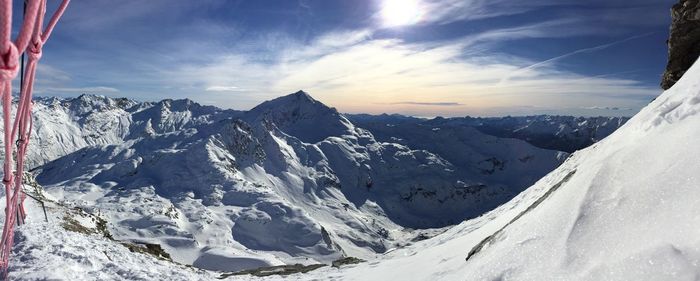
(387, 102, 463, 106)
(205, 86, 244, 92)
(581, 106, 633, 111)
(60, 0, 212, 32)
(502, 32, 657, 82)
(45, 86, 120, 93)
(417, 0, 671, 26)
(419, 0, 551, 24)
(36, 64, 72, 83)
(155, 25, 658, 115)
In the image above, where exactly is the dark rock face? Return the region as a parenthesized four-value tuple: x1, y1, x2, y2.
(662, 0, 700, 90)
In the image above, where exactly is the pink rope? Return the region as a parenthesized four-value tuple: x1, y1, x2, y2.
(0, 0, 69, 278)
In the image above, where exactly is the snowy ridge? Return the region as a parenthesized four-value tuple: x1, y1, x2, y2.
(14, 95, 134, 168)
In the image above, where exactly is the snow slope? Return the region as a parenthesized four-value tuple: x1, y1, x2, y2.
(7, 90, 564, 273)
(290, 59, 700, 280)
(0, 96, 133, 169)
(6, 198, 215, 281)
(346, 119, 568, 191)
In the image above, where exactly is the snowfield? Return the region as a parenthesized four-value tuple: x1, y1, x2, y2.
(3, 58, 697, 280)
(7, 199, 214, 280)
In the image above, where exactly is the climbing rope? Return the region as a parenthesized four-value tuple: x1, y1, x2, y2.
(0, 0, 69, 278)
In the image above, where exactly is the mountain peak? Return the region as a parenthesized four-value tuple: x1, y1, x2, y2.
(246, 91, 353, 143)
(270, 90, 320, 107)
(250, 91, 329, 113)
(75, 93, 109, 103)
(292, 90, 313, 99)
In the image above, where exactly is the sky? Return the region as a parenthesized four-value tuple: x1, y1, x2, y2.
(15, 0, 677, 117)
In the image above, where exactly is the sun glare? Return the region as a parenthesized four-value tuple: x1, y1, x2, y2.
(382, 0, 422, 27)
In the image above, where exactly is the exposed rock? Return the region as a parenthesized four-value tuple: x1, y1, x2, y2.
(332, 257, 365, 268)
(220, 263, 327, 277)
(662, 0, 700, 90)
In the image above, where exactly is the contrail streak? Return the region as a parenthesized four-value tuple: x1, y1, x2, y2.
(500, 32, 656, 83)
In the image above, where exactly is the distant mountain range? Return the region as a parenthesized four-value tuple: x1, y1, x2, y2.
(349, 114, 629, 153)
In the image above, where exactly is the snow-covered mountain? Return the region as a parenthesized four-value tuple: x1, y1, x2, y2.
(2, 90, 566, 274)
(350, 114, 628, 153)
(290, 59, 700, 280)
(441, 115, 629, 153)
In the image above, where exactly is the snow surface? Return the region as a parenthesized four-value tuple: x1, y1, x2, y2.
(0, 194, 214, 280)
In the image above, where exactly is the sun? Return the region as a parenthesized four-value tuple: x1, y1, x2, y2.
(381, 0, 422, 27)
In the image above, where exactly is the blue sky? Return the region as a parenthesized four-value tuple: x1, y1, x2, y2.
(22, 0, 676, 117)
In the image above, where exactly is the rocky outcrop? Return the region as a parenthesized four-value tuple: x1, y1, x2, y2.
(662, 0, 700, 90)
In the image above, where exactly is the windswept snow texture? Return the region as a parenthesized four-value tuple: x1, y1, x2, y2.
(291, 60, 700, 280)
(13, 91, 564, 272)
(5, 199, 215, 281)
